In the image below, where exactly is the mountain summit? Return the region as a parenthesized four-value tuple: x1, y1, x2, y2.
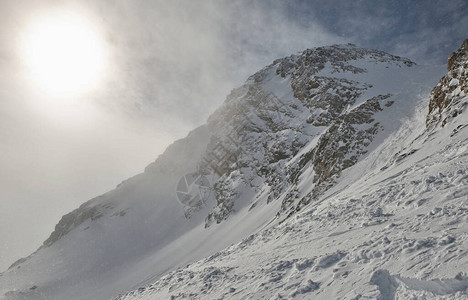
(1, 42, 467, 300)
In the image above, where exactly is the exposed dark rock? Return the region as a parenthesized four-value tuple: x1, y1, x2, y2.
(43, 198, 108, 247)
(427, 38, 468, 128)
(202, 44, 412, 225)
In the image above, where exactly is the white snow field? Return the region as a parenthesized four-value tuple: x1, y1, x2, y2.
(1, 43, 467, 300)
(117, 94, 468, 300)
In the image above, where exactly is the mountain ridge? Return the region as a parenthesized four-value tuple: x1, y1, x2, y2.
(114, 39, 468, 300)
(1, 42, 466, 300)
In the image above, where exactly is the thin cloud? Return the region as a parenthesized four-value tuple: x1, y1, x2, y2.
(91, 0, 342, 132)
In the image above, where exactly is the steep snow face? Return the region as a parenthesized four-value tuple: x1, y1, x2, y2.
(0, 44, 446, 300)
(116, 100, 468, 300)
(115, 45, 468, 300)
(0, 125, 215, 300)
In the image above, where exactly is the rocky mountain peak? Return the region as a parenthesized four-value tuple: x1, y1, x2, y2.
(200, 44, 418, 224)
(273, 43, 414, 78)
(427, 38, 468, 128)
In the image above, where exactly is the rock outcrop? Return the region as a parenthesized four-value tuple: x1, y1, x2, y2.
(427, 39, 468, 128)
(201, 44, 416, 223)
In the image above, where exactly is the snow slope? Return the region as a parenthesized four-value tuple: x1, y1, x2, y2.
(115, 41, 468, 300)
(118, 91, 468, 300)
(1, 42, 466, 300)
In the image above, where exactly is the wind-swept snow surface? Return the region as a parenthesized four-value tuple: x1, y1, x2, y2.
(117, 98, 468, 299)
(2, 42, 467, 300)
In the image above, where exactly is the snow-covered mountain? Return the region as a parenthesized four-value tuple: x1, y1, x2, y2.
(1, 41, 467, 300)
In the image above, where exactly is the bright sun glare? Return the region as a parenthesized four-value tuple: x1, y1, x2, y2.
(21, 11, 107, 97)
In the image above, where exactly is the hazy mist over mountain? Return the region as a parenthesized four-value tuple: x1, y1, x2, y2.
(0, 2, 467, 298)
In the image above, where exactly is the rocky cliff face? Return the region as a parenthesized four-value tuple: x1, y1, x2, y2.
(201, 44, 417, 224)
(427, 39, 468, 128)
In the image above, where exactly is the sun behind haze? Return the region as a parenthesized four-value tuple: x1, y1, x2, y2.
(20, 10, 107, 97)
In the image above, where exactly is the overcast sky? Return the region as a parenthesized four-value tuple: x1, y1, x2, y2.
(0, 0, 466, 271)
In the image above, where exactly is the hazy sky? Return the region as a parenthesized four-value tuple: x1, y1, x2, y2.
(0, 0, 466, 271)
